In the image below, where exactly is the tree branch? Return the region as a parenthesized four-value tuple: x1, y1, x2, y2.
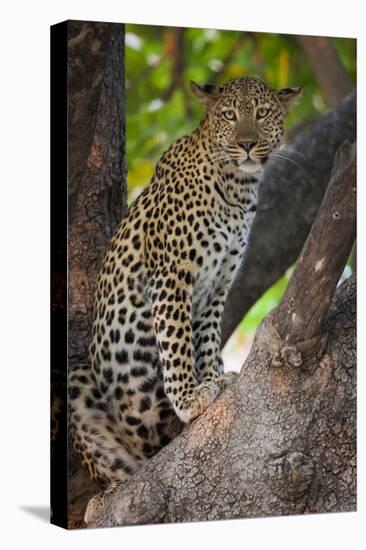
(85, 142, 357, 527)
(87, 275, 356, 527)
(221, 90, 356, 346)
(161, 27, 185, 102)
(297, 35, 354, 107)
(273, 141, 356, 346)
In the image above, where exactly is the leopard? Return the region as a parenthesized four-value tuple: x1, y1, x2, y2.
(69, 76, 301, 523)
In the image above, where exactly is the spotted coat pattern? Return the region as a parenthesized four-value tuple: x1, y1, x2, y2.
(69, 77, 301, 502)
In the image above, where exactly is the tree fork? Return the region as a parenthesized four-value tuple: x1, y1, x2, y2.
(271, 140, 356, 369)
(85, 142, 357, 528)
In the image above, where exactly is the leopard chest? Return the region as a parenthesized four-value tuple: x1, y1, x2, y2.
(191, 177, 258, 311)
(192, 213, 252, 314)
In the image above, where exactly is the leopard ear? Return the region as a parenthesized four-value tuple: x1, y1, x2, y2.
(277, 86, 303, 114)
(190, 80, 222, 107)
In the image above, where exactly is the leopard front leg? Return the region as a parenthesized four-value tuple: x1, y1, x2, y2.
(193, 290, 239, 391)
(151, 266, 221, 423)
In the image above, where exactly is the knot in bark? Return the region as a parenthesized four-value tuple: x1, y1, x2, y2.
(284, 451, 314, 484)
(279, 345, 302, 368)
(269, 451, 315, 503)
(261, 314, 328, 373)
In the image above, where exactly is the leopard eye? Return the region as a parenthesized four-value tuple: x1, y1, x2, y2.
(256, 107, 270, 119)
(223, 110, 237, 121)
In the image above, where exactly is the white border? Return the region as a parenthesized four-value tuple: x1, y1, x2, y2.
(0, 1, 364, 548)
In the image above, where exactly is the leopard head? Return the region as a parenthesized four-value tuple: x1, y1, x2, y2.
(190, 77, 302, 173)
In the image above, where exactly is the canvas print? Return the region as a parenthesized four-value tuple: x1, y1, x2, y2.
(51, 20, 356, 529)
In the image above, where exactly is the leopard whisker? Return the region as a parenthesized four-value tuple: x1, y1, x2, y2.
(269, 152, 304, 170)
(206, 151, 233, 165)
(278, 144, 307, 161)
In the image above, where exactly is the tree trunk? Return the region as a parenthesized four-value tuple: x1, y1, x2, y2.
(67, 22, 115, 206)
(66, 21, 127, 528)
(85, 141, 356, 528)
(221, 91, 356, 346)
(89, 277, 356, 527)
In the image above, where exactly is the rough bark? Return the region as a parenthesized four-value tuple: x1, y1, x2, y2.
(221, 90, 356, 346)
(298, 36, 354, 107)
(68, 21, 127, 369)
(67, 22, 113, 206)
(86, 142, 356, 528)
(88, 274, 356, 527)
(273, 141, 356, 346)
(66, 21, 127, 528)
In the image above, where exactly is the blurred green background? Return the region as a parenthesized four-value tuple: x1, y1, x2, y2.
(125, 25, 356, 363)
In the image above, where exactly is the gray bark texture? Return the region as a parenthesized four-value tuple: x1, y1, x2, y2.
(88, 275, 356, 527)
(66, 21, 127, 528)
(221, 90, 356, 346)
(86, 140, 356, 528)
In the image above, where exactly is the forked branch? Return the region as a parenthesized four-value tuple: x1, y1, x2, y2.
(85, 142, 357, 528)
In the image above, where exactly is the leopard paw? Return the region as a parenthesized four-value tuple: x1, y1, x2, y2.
(215, 370, 239, 391)
(177, 380, 221, 423)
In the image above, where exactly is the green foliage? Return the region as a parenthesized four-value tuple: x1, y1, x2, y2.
(126, 25, 355, 196)
(125, 25, 356, 338)
(240, 268, 293, 336)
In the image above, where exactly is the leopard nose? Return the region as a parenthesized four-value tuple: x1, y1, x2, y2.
(238, 140, 257, 152)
